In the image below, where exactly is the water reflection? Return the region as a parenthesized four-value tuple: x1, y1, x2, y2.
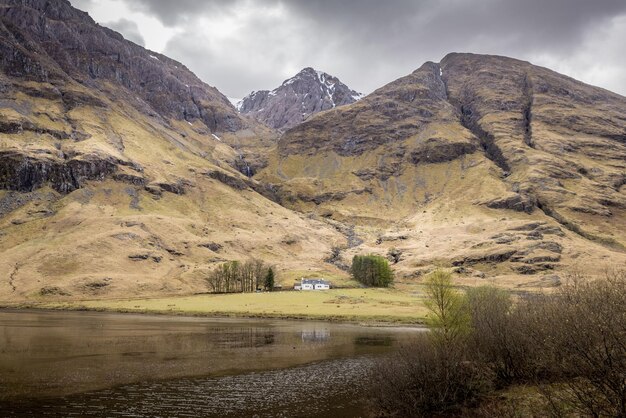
(2, 357, 375, 417)
(0, 310, 421, 417)
(301, 326, 330, 343)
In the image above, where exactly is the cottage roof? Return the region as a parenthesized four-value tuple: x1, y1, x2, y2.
(302, 278, 330, 285)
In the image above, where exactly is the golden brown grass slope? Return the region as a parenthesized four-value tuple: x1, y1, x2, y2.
(0, 85, 345, 301)
(258, 53, 626, 286)
(0, 0, 344, 301)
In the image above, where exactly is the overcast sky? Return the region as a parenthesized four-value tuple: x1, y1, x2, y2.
(71, 0, 626, 99)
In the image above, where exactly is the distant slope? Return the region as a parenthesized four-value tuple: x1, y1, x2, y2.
(239, 67, 362, 131)
(1, 1, 624, 299)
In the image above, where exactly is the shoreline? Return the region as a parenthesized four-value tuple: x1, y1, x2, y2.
(0, 303, 427, 328)
(0, 288, 428, 327)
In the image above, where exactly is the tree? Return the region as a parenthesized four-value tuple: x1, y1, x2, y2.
(207, 259, 270, 293)
(264, 267, 275, 291)
(423, 269, 470, 347)
(350, 255, 394, 287)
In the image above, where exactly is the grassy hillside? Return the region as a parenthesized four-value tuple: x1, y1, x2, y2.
(258, 54, 626, 287)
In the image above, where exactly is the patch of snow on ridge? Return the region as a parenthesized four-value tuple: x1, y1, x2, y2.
(227, 97, 242, 107)
(212, 134, 222, 141)
(149, 54, 159, 60)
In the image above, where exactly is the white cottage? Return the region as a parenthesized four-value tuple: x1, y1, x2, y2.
(296, 278, 331, 290)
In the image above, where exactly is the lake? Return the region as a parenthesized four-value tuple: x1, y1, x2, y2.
(0, 310, 421, 417)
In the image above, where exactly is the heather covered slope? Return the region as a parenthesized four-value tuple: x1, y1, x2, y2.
(440, 53, 626, 249)
(0, 0, 344, 300)
(258, 53, 626, 282)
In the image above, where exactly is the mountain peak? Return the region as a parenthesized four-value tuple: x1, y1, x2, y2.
(239, 67, 362, 131)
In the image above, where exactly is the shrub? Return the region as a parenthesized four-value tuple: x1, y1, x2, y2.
(369, 270, 492, 417)
(368, 269, 626, 417)
(369, 335, 493, 417)
(521, 269, 626, 417)
(350, 255, 394, 287)
(465, 286, 527, 384)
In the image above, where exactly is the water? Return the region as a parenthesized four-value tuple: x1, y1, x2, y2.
(0, 310, 420, 417)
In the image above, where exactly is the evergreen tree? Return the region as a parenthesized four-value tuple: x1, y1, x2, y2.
(264, 267, 275, 291)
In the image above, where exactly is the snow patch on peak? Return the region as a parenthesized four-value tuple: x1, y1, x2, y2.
(316, 70, 328, 84)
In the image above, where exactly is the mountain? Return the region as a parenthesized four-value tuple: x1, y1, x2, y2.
(0, 0, 344, 300)
(238, 67, 362, 131)
(258, 53, 626, 282)
(0, 0, 624, 302)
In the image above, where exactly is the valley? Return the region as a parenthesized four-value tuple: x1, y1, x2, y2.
(1, 1, 625, 417)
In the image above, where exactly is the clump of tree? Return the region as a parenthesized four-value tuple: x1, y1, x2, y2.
(350, 255, 394, 287)
(206, 259, 274, 293)
(368, 268, 626, 417)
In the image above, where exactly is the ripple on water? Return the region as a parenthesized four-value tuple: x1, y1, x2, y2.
(1, 356, 376, 418)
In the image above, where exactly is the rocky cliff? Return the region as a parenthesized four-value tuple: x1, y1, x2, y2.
(0, 0, 242, 131)
(239, 67, 362, 131)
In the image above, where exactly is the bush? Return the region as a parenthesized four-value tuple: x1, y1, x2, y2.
(368, 269, 626, 417)
(369, 335, 493, 417)
(369, 270, 492, 417)
(350, 255, 394, 287)
(520, 269, 626, 417)
(465, 286, 527, 384)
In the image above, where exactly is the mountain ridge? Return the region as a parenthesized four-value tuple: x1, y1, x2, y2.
(257, 52, 626, 281)
(0, 0, 346, 301)
(239, 67, 362, 131)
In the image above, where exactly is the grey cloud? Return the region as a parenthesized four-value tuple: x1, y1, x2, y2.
(70, 0, 93, 10)
(127, 0, 243, 26)
(106, 18, 146, 46)
(114, 0, 626, 98)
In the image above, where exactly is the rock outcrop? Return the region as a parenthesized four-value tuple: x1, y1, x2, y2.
(238, 67, 362, 131)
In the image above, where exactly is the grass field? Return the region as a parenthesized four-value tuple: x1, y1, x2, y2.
(34, 288, 428, 324)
